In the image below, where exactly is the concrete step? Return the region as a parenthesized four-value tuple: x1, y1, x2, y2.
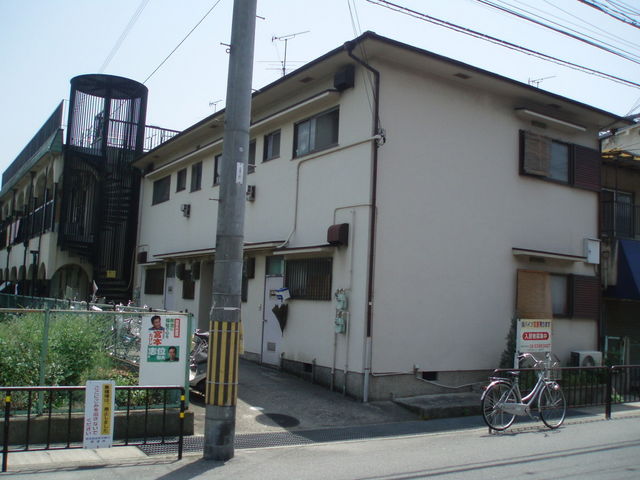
(393, 392, 481, 420)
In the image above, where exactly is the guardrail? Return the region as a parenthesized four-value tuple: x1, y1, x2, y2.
(1, 385, 185, 472)
(491, 364, 640, 419)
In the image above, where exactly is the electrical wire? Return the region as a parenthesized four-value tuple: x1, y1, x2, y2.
(540, 0, 640, 51)
(365, 0, 640, 90)
(99, 0, 150, 73)
(475, 0, 640, 64)
(578, 0, 640, 29)
(143, 0, 224, 84)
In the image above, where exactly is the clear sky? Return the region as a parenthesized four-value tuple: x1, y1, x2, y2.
(1, 0, 638, 175)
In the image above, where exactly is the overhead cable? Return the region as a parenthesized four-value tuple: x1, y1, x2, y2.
(365, 0, 640, 89)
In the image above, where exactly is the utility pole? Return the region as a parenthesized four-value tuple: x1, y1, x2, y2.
(203, 0, 257, 462)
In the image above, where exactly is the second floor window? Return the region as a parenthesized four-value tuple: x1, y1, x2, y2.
(176, 168, 187, 192)
(191, 161, 202, 192)
(152, 176, 171, 205)
(263, 130, 281, 162)
(248, 140, 256, 174)
(213, 154, 221, 185)
(294, 108, 339, 157)
(520, 130, 600, 190)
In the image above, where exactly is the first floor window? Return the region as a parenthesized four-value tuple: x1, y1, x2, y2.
(144, 268, 164, 295)
(183, 274, 195, 299)
(516, 269, 599, 320)
(152, 176, 171, 204)
(285, 257, 332, 300)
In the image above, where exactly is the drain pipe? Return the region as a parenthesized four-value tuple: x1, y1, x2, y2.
(345, 40, 382, 403)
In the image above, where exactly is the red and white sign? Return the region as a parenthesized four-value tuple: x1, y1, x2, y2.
(517, 319, 552, 353)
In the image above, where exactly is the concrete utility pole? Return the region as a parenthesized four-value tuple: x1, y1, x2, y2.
(203, 0, 257, 462)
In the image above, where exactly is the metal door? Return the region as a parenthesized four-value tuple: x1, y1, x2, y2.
(262, 275, 284, 366)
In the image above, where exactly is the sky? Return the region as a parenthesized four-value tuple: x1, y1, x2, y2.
(1, 0, 639, 176)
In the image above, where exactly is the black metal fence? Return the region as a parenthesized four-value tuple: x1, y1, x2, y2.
(1, 385, 185, 472)
(492, 364, 640, 418)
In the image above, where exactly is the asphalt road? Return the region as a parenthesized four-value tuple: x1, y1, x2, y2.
(7, 414, 640, 479)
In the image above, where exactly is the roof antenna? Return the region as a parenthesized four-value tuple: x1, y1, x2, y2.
(528, 76, 556, 88)
(272, 31, 309, 77)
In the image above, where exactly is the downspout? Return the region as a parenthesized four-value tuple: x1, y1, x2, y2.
(345, 41, 382, 403)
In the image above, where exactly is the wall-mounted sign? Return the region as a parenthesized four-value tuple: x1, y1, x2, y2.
(517, 318, 552, 354)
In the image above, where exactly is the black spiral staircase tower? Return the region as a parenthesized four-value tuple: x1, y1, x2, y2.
(59, 74, 148, 303)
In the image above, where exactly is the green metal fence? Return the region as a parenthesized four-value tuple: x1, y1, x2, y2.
(0, 307, 192, 410)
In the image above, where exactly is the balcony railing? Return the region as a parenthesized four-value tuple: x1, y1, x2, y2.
(144, 125, 180, 152)
(601, 200, 640, 239)
(0, 200, 55, 248)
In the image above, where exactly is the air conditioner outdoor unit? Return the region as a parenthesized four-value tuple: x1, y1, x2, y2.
(570, 350, 603, 367)
(246, 185, 256, 202)
(180, 204, 191, 217)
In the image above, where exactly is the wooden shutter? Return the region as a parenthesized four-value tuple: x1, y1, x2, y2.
(520, 131, 550, 177)
(572, 274, 600, 320)
(573, 145, 601, 191)
(516, 270, 552, 318)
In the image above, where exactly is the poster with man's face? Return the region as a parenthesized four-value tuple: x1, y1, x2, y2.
(139, 314, 188, 386)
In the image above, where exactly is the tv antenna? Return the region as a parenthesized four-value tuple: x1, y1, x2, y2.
(209, 99, 223, 112)
(528, 76, 556, 88)
(272, 31, 309, 77)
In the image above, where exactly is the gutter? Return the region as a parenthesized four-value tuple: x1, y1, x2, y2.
(345, 41, 383, 403)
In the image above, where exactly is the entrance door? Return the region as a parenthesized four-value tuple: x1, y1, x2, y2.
(262, 275, 284, 366)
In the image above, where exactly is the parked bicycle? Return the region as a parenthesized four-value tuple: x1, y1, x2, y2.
(481, 352, 566, 431)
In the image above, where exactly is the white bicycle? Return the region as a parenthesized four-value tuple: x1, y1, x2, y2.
(481, 352, 566, 431)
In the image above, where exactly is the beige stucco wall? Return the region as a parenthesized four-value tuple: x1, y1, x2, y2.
(370, 59, 600, 373)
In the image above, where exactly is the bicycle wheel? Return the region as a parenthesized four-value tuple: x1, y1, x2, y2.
(481, 381, 517, 431)
(538, 383, 566, 429)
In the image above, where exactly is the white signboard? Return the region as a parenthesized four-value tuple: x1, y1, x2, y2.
(139, 314, 189, 386)
(517, 318, 553, 354)
(83, 380, 115, 449)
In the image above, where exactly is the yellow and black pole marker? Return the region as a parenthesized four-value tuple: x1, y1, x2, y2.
(203, 0, 257, 462)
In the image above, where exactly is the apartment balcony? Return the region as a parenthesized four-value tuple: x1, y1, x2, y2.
(0, 200, 55, 249)
(600, 200, 640, 240)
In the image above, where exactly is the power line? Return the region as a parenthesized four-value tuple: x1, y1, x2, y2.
(99, 0, 150, 73)
(475, 0, 640, 64)
(578, 0, 640, 29)
(365, 0, 640, 90)
(143, 0, 223, 84)
(539, 0, 640, 52)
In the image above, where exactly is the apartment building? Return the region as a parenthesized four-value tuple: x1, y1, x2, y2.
(0, 74, 177, 302)
(133, 32, 629, 399)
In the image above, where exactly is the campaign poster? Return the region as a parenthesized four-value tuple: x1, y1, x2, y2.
(83, 380, 115, 449)
(139, 314, 188, 386)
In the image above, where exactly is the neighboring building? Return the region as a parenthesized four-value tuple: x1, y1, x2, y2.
(600, 121, 640, 364)
(0, 74, 178, 302)
(133, 32, 629, 400)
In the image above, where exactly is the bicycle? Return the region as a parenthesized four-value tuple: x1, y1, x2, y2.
(481, 352, 566, 431)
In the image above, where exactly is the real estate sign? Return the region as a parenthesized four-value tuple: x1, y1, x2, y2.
(517, 318, 552, 354)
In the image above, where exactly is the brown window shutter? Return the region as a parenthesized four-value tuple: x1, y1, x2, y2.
(516, 270, 552, 318)
(573, 145, 601, 191)
(520, 130, 550, 177)
(572, 274, 600, 320)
